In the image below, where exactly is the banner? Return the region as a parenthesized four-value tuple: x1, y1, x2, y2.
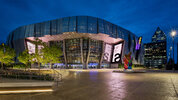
(112, 42, 123, 63)
(103, 44, 112, 62)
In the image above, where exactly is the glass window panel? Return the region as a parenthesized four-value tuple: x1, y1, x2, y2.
(117, 26, 123, 38)
(25, 24, 34, 37)
(88, 17, 97, 33)
(62, 17, 69, 32)
(57, 19, 62, 34)
(77, 16, 87, 33)
(42, 21, 50, 35)
(19, 26, 26, 39)
(104, 21, 109, 35)
(108, 23, 112, 36)
(65, 38, 81, 63)
(13, 29, 18, 40)
(13, 28, 19, 40)
(112, 25, 117, 38)
(51, 20, 57, 35)
(69, 16, 76, 32)
(25, 25, 30, 37)
(35, 23, 42, 37)
(98, 19, 104, 33)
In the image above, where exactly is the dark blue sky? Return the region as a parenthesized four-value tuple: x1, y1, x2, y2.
(0, 0, 178, 62)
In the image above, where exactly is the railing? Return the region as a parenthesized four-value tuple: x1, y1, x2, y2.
(0, 69, 63, 88)
(52, 69, 62, 87)
(0, 70, 54, 81)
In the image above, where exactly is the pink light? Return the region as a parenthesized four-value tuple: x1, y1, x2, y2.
(27, 41, 35, 54)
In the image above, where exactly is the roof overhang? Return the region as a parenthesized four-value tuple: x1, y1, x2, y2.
(26, 32, 123, 44)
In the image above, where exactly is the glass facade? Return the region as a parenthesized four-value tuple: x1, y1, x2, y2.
(152, 27, 166, 43)
(144, 27, 167, 68)
(88, 39, 102, 67)
(9, 16, 137, 41)
(7, 16, 144, 68)
(144, 42, 167, 68)
(65, 38, 81, 64)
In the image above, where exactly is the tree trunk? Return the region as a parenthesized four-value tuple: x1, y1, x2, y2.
(38, 62, 40, 74)
(1, 63, 3, 70)
(30, 63, 32, 69)
(25, 64, 27, 71)
(50, 63, 52, 69)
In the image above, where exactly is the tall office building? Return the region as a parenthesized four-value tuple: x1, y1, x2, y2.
(152, 27, 166, 42)
(144, 27, 167, 68)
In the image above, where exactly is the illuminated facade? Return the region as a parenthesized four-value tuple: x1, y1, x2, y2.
(7, 16, 144, 69)
(144, 27, 167, 68)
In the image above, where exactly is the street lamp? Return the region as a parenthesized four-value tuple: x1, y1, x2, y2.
(171, 31, 176, 70)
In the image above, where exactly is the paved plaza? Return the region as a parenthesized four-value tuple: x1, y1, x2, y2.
(0, 71, 178, 100)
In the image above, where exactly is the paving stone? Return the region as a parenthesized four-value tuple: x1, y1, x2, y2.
(0, 71, 178, 100)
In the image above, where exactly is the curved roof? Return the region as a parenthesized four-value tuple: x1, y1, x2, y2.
(7, 16, 136, 42)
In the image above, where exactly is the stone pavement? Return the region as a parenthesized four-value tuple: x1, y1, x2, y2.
(0, 71, 178, 100)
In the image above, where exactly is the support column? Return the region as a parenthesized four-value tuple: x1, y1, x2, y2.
(98, 42, 105, 69)
(80, 38, 84, 68)
(85, 39, 91, 69)
(63, 40, 67, 68)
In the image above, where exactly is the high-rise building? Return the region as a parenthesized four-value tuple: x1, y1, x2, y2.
(144, 27, 167, 68)
(152, 27, 166, 43)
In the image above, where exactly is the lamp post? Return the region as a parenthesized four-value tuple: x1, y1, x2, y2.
(171, 31, 176, 70)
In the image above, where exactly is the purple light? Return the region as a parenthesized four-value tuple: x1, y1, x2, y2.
(135, 37, 142, 50)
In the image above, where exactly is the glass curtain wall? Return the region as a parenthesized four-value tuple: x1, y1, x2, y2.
(65, 38, 81, 68)
(88, 39, 102, 68)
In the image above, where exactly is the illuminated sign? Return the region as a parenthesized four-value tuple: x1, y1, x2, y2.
(103, 44, 112, 62)
(136, 37, 142, 50)
(27, 41, 35, 54)
(26, 41, 44, 54)
(38, 45, 44, 54)
(112, 42, 123, 63)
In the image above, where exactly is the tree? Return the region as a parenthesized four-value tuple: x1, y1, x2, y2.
(30, 38, 45, 72)
(41, 44, 63, 69)
(18, 50, 32, 71)
(0, 43, 15, 70)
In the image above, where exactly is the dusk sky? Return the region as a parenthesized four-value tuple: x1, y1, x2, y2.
(0, 0, 178, 62)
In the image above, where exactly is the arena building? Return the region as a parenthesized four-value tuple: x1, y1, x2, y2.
(7, 16, 144, 69)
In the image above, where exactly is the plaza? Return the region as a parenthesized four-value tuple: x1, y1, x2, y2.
(0, 70, 178, 100)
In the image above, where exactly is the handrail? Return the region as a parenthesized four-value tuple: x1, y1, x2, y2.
(0, 70, 53, 81)
(52, 69, 62, 87)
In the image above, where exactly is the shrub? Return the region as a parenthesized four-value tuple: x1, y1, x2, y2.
(118, 64, 124, 68)
(13, 64, 26, 69)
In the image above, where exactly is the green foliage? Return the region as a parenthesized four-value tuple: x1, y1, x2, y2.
(17, 38, 63, 70)
(132, 64, 135, 68)
(41, 44, 63, 68)
(17, 50, 33, 70)
(30, 38, 45, 70)
(118, 64, 124, 68)
(13, 64, 26, 69)
(18, 50, 31, 65)
(0, 44, 15, 69)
